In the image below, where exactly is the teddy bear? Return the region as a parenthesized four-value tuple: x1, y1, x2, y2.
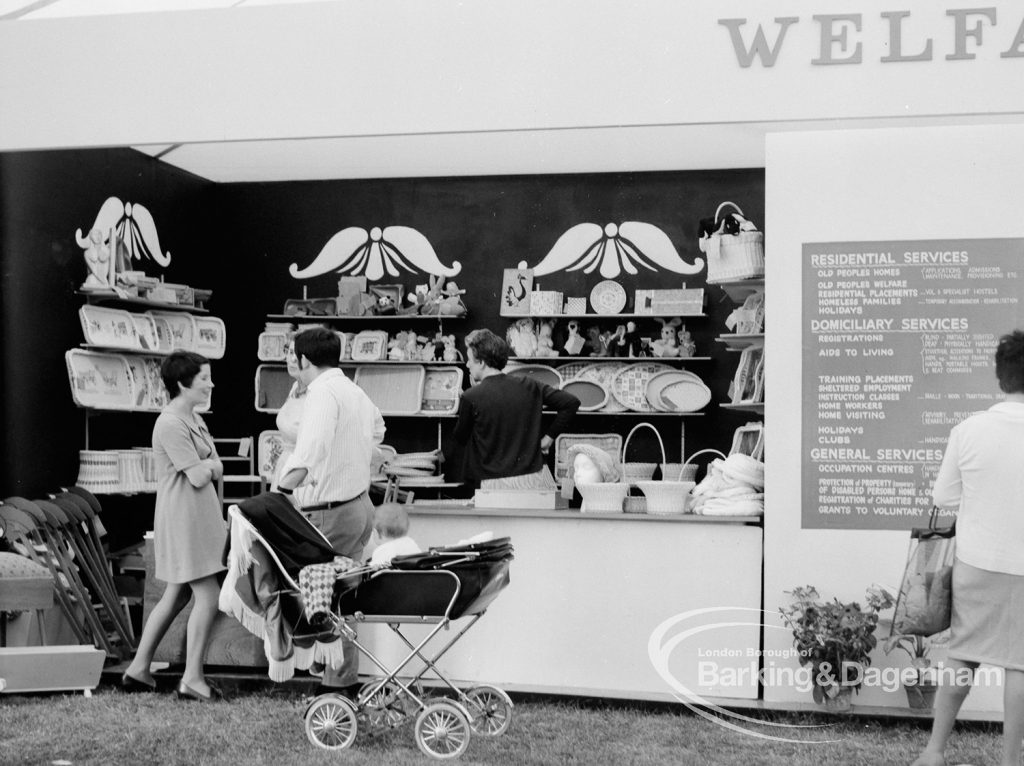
(442, 334, 463, 362)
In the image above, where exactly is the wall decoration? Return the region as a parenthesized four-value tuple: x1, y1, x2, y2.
(75, 197, 171, 268)
(522, 222, 704, 279)
(500, 268, 533, 316)
(289, 226, 461, 281)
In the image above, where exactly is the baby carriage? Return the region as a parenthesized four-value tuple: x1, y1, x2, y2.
(221, 497, 515, 760)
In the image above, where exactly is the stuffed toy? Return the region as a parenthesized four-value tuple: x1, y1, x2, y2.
(562, 320, 586, 356)
(506, 317, 539, 357)
(677, 327, 697, 358)
(387, 331, 409, 360)
(442, 335, 463, 362)
(370, 294, 397, 316)
(536, 320, 559, 358)
(652, 317, 683, 357)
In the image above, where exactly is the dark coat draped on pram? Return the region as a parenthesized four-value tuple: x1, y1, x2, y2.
(218, 492, 347, 681)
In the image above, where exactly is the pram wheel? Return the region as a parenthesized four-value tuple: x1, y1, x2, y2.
(305, 694, 358, 750)
(464, 684, 513, 736)
(414, 700, 471, 760)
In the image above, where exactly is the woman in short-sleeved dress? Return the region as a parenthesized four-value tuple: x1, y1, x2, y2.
(121, 351, 227, 701)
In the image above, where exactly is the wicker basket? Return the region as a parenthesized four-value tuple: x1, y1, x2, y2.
(701, 202, 765, 284)
(637, 480, 696, 515)
(578, 482, 629, 513)
(621, 423, 664, 484)
(678, 448, 728, 483)
(623, 492, 647, 514)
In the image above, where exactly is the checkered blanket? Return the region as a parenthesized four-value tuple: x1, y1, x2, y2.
(298, 557, 359, 621)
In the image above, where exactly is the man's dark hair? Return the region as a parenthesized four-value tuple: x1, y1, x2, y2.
(465, 328, 508, 370)
(160, 350, 209, 398)
(995, 330, 1024, 394)
(293, 326, 340, 368)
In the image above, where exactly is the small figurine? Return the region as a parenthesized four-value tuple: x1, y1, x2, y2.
(652, 317, 683, 358)
(405, 330, 424, 360)
(584, 326, 606, 357)
(623, 321, 641, 357)
(77, 227, 113, 289)
(387, 331, 409, 361)
(677, 326, 697, 358)
(371, 293, 397, 316)
(563, 320, 586, 356)
(611, 324, 629, 357)
(442, 334, 463, 362)
(536, 320, 559, 358)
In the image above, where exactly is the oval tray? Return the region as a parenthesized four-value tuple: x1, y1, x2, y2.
(609, 362, 675, 411)
(148, 311, 197, 352)
(660, 378, 713, 412)
(505, 364, 563, 389)
(561, 378, 608, 412)
(66, 350, 135, 410)
(574, 362, 628, 411)
(645, 370, 706, 412)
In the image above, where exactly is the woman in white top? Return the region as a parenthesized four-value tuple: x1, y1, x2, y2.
(270, 338, 308, 491)
(912, 330, 1024, 766)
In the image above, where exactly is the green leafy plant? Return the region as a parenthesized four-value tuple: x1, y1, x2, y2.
(779, 585, 894, 703)
(883, 632, 938, 685)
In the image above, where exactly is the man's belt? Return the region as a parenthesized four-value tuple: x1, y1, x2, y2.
(301, 490, 367, 513)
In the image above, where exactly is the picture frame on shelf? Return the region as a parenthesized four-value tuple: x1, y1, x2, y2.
(500, 268, 533, 316)
(731, 346, 764, 404)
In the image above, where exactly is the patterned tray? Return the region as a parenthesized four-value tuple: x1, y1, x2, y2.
(554, 361, 592, 382)
(645, 370, 708, 412)
(124, 354, 170, 411)
(574, 362, 628, 411)
(659, 378, 712, 413)
(79, 305, 141, 350)
(420, 366, 463, 415)
(148, 311, 197, 352)
(355, 364, 425, 415)
(609, 362, 675, 412)
(66, 350, 134, 410)
(258, 430, 289, 482)
(351, 330, 388, 361)
(131, 313, 160, 353)
(258, 331, 289, 361)
(194, 316, 226, 359)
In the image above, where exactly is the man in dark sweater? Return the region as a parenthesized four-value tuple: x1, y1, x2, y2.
(448, 328, 579, 487)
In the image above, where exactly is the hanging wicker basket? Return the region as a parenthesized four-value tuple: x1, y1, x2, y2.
(678, 448, 728, 483)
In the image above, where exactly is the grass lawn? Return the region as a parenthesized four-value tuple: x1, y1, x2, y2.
(0, 687, 1005, 766)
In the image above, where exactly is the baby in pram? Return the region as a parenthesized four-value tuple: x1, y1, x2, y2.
(367, 503, 421, 566)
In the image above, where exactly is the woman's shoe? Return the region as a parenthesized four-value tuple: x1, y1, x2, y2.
(121, 671, 157, 693)
(176, 680, 225, 701)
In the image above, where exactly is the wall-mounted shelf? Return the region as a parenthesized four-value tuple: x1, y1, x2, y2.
(522, 313, 705, 320)
(715, 334, 764, 351)
(543, 410, 705, 417)
(79, 344, 170, 356)
(266, 313, 464, 323)
(720, 403, 764, 414)
(710, 278, 764, 303)
(78, 290, 209, 314)
(511, 356, 712, 363)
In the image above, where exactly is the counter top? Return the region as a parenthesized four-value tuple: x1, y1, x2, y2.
(409, 503, 762, 524)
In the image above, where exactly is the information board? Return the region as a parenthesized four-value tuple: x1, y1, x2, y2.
(802, 238, 1024, 530)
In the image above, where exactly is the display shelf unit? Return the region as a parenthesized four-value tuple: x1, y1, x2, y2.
(525, 313, 706, 320)
(712, 278, 764, 304)
(266, 313, 464, 323)
(511, 356, 712, 363)
(714, 278, 765, 415)
(545, 410, 704, 417)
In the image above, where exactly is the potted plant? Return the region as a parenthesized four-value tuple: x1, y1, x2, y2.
(884, 632, 939, 710)
(779, 585, 894, 711)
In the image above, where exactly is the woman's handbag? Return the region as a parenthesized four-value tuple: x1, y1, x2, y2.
(891, 506, 956, 637)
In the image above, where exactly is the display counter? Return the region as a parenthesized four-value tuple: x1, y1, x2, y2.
(357, 504, 764, 702)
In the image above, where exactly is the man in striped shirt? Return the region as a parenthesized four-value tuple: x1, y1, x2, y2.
(278, 326, 386, 698)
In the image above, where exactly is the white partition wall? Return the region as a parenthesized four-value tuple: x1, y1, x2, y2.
(764, 124, 1024, 713)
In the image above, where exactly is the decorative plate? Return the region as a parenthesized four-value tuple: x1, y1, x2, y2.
(658, 378, 713, 413)
(350, 330, 389, 361)
(254, 364, 295, 413)
(645, 370, 707, 412)
(420, 366, 464, 414)
(148, 311, 197, 352)
(258, 331, 289, 362)
(574, 362, 628, 411)
(504, 364, 563, 389)
(561, 379, 608, 412)
(131, 313, 160, 353)
(194, 316, 226, 359)
(609, 362, 675, 411)
(66, 350, 134, 410)
(258, 430, 289, 482)
(124, 354, 169, 411)
(589, 280, 627, 315)
(355, 364, 425, 415)
(79, 305, 141, 350)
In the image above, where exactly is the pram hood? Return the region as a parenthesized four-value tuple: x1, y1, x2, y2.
(233, 491, 336, 576)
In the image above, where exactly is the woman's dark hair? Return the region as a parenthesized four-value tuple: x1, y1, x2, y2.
(465, 328, 508, 370)
(293, 326, 340, 368)
(160, 350, 209, 398)
(995, 330, 1024, 394)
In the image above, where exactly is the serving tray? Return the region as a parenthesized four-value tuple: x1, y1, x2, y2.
(574, 362, 628, 412)
(561, 378, 609, 412)
(505, 363, 563, 389)
(79, 305, 141, 350)
(645, 370, 709, 412)
(131, 313, 160, 353)
(258, 331, 289, 361)
(194, 316, 226, 359)
(354, 364, 426, 415)
(609, 362, 675, 412)
(659, 378, 713, 413)
(148, 311, 197, 352)
(124, 354, 170, 411)
(66, 350, 134, 410)
(420, 366, 464, 415)
(350, 330, 388, 361)
(254, 364, 295, 413)
(258, 430, 289, 482)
